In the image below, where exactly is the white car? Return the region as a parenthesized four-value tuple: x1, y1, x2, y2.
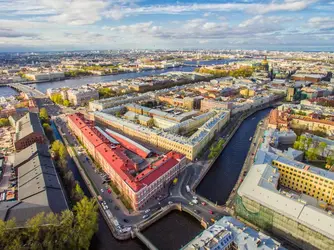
(100, 188, 104, 193)
(144, 209, 150, 214)
(142, 214, 149, 219)
(168, 201, 173, 205)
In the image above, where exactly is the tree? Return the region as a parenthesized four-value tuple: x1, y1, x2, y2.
(25, 212, 45, 249)
(98, 87, 114, 99)
(326, 154, 334, 166)
(73, 197, 98, 250)
(72, 183, 85, 203)
(306, 148, 317, 161)
(50, 93, 64, 105)
(317, 142, 327, 157)
(51, 140, 63, 160)
(43, 123, 53, 142)
(39, 108, 49, 124)
(0, 118, 9, 127)
(59, 143, 68, 166)
(63, 100, 70, 107)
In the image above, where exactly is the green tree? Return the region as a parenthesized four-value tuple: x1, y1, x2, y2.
(25, 212, 45, 249)
(73, 197, 98, 250)
(326, 154, 334, 166)
(98, 87, 114, 99)
(306, 137, 313, 150)
(0, 118, 9, 127)
(39, 108, 49, 124)
(51, 140, 63, 160)
(43, 123, 54, 142)
(0, 218, 22, 249)
(72, 183, 85, 203)
(59, 143, 68, 166)
(63, 100, 70, 107)
(51, 93, 64, 105)
(306, 148, 317, 161)
(317, 142, 327, 156)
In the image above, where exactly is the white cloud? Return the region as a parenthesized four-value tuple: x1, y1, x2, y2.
(104, 0, 318, 20)
(0, 0, 109, 25)
(308, 17, 334, 30)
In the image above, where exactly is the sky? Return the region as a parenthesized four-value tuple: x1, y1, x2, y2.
(0, 0, 333, 52)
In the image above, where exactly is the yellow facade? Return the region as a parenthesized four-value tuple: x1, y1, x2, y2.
(273, 160, 334, 205)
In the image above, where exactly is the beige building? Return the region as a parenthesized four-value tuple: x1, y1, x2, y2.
(67, 88, 99, 106)
(94, 109, 230, 160)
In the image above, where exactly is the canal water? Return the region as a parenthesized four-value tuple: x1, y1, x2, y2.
(143, 211, 203, 250)
(196, 108, 272, 205)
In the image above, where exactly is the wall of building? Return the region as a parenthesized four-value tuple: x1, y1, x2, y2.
(235, 195, 334, 250)
(272, 160, 334, 205)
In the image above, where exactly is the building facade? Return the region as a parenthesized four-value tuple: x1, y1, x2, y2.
(67, 113, 186, 210)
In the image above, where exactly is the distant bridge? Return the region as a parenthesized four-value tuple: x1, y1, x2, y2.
(6, 83, 46, 98)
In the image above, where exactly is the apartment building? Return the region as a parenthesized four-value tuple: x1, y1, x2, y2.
(67, 88, 99, 106)
(67, 113, 186, 210)
(272, 158, 334, 205)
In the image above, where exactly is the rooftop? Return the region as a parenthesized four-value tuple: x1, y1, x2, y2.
(238, 164, 334, 240)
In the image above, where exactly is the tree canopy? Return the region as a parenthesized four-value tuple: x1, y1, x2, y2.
(39, 108, 49, 124)
(0, 197, 98, 250)
(0, 118, 9, 127)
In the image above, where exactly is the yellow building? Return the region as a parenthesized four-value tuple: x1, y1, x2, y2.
(272, 159, 334, 205)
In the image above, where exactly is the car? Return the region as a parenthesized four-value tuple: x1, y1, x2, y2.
(100, 188, 104, 193)
(142, 214, 149, 219)
(168, 201, 173, 205)
(144, 209, 150, 214)
(201, 202, 206, 206)
(189, 202, 194, 206)
(193, 196, 198, 200)
(123, 218, 129, 223)
(107, 188, 111, 194)
(193, 209, 200, 214)
(209, 210, 214, 214)
(114, 206, 119, 210)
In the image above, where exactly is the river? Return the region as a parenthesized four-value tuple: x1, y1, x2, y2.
(196, 108, 272, 205)
(28, 59, 232, 93)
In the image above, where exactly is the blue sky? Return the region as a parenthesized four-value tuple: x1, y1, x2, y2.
(0, 0, 333, 52)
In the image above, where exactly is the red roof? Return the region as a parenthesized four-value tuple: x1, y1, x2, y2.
(81, 126, 105, 147)
(96, 143, 143, 191)
(67, 113, 185, 193)
(68, 113, 87, 129)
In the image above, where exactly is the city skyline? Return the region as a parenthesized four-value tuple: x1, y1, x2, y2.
(0, 0, 333, 52)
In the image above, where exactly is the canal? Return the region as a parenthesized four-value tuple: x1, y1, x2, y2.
(143, 211, 203, 250)
(196, 108, 272, 205)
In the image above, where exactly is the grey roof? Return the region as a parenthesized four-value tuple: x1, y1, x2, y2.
(0, 143, 68, 226)
(15, 112, 45, 142)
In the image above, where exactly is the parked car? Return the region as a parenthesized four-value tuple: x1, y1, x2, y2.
(209, 210, 214, 214)
(201, 202, 206, 206)
(189, 202, 194, 206)
(123, 218, 129, 223)
(144, 209, 150, 214)
(142, 214, 149, 219)
(168, 201, 173, 205)
(100, 188, 104, 193)
(193, 209, 200, 214)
